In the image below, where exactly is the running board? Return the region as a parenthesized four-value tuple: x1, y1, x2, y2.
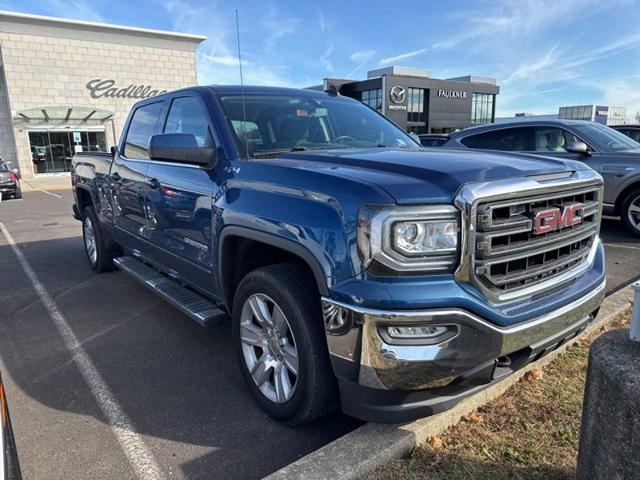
(113, 256, 227, 327)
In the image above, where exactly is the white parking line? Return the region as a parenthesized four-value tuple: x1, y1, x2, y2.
(0, 222, 165, 480)
(41, 189, 63, 198)
(604, 242, 640, 251)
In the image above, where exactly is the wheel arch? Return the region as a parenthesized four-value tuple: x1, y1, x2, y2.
(614, 179, 640, 215)
(218, 226, 330, 312)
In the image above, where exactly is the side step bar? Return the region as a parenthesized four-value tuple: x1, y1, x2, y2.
(113, 256, 227, 327)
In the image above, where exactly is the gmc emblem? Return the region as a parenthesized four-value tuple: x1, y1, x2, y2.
(533, 203, 584, 234)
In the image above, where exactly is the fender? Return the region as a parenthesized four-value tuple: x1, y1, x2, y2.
(217, 225, 331, 302)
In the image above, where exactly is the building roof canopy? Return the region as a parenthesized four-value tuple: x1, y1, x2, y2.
(16, 106, 114, 122)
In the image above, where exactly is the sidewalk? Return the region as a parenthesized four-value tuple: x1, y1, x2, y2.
(20, 175, 71, 192)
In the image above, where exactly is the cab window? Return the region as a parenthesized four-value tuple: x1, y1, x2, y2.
(123, 101, 164, 159)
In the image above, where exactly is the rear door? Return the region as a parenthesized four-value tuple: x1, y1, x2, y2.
(112, 100, 164, 250)
(145, 94, 219, 292)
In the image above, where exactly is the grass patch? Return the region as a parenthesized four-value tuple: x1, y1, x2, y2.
(363, 312, 631, 480)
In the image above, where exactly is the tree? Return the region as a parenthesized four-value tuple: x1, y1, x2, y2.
(636, 111, 640, 123)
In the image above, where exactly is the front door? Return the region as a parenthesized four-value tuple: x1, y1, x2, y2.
(145, 95, 218, 292)
(112, 100, 164, 250)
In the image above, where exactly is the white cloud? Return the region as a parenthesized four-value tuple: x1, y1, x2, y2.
(262, 4, 300, 51)
(379, 48, 428, 65)
(201, 54, 252, 67)
(349, 49, 376, 64)
(162, 1, 299, 87)
(320, 44, 334, 74)
(318, 12, 326, 32)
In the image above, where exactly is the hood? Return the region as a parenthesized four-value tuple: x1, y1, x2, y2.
(267, 148, 588, 204)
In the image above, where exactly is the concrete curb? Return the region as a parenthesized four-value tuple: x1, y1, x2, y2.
(264, 285, 634, 480)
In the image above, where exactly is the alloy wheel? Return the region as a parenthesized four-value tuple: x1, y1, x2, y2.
(239, 293, 299, 404)
(83, 216, 97, 265)
(628, 194, 640, 232)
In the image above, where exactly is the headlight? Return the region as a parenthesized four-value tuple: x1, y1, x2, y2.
(358, 205, 460, 273)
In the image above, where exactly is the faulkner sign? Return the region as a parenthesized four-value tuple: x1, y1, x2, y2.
(86, 79, 168, 99)
(437, 89, 468, 99)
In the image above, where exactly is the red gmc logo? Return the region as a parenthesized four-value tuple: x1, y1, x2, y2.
(533, 203, 584, 234)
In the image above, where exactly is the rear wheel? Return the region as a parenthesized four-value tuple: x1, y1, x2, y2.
(82, 206, 119, 272)
(620, 188, 640, 238)
(232, 264, 337, 425)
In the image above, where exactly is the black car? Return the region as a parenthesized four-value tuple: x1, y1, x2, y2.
(0, 162, 21, 200)
(417, 134, 449, 147)
(611, 124, 640, 143)
(442, 119, 640, 236)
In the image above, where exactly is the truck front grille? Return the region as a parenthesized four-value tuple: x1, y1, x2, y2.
(472, 186, 601, 296)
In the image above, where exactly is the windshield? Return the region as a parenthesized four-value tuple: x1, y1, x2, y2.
(575, 123, 640, 151)
(217, 94, 418, 158)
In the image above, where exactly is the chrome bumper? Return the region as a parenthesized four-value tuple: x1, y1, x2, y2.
(322, 279, 605, 391)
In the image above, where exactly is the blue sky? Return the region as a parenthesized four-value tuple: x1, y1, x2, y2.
(4, 0, 640, 118)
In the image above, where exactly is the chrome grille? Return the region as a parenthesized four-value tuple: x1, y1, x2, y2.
(473, 185, 601, 297)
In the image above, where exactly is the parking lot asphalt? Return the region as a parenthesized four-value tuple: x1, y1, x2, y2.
(0, 190, 639, 480)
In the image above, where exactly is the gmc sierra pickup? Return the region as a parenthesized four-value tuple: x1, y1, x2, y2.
(71, 86, 606, 425)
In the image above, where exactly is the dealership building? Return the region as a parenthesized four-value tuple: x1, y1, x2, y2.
(310, 66, 500, 134)
(0, 10, 204, 182)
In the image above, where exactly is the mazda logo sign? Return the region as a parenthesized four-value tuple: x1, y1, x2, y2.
(389, 86, 406, 104)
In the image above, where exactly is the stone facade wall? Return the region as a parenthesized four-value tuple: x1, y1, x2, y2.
(0, 27, 199, 179)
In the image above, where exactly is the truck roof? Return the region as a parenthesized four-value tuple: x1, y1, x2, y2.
(206, 85, 331, 98)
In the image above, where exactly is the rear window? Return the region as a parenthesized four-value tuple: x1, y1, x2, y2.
(461, 127, 533, 151)
(124, 101, 164, 159)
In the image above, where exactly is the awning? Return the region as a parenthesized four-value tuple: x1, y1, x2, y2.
(15, 106, 114, 122)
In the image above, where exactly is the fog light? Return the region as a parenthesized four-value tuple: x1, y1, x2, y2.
(379, 324, 457, 345)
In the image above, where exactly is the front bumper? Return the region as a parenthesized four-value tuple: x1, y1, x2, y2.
(0, 182, 17, 196)
(323, 279, 605, 423)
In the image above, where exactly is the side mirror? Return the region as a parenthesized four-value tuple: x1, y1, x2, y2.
(566, 141, 591, 156)
(11, 168, 20, 180)
(149, 133, 217, 167)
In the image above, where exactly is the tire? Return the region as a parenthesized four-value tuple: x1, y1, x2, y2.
(620, 188, 640, 238)
(232, 264, 337, 425)
(82, 206, 119, 272)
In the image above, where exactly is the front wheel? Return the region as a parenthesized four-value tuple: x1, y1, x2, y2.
(232, 264, 337, 425)
(82, 206, 118, 272)
(620, 188, 640, 238)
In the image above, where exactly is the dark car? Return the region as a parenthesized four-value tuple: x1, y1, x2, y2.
(442, 119, 640, 236)
(610, 124, 640, 143)
(0, 161, 21, 201)
(417, 134, 449, 147)
(0, 372, 22, 480)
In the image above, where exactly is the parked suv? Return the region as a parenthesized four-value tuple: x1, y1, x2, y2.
(71, 87, 605, 424)
(442, 119, 640, 236)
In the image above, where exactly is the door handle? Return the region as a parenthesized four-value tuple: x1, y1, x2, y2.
(146, 178, 161, 189)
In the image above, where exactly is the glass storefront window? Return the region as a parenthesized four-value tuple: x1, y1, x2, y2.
(29, 130, 107, 175)
(361, 89, 382, 110)
(471, 93, 494, 124)
(407, 88, 425, 123)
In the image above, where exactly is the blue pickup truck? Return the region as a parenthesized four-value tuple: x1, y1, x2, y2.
(71, 86, 606, 425)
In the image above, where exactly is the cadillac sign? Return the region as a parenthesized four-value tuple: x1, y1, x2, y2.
(86, 79, 168, 99)
(437, 89, 467, 99)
